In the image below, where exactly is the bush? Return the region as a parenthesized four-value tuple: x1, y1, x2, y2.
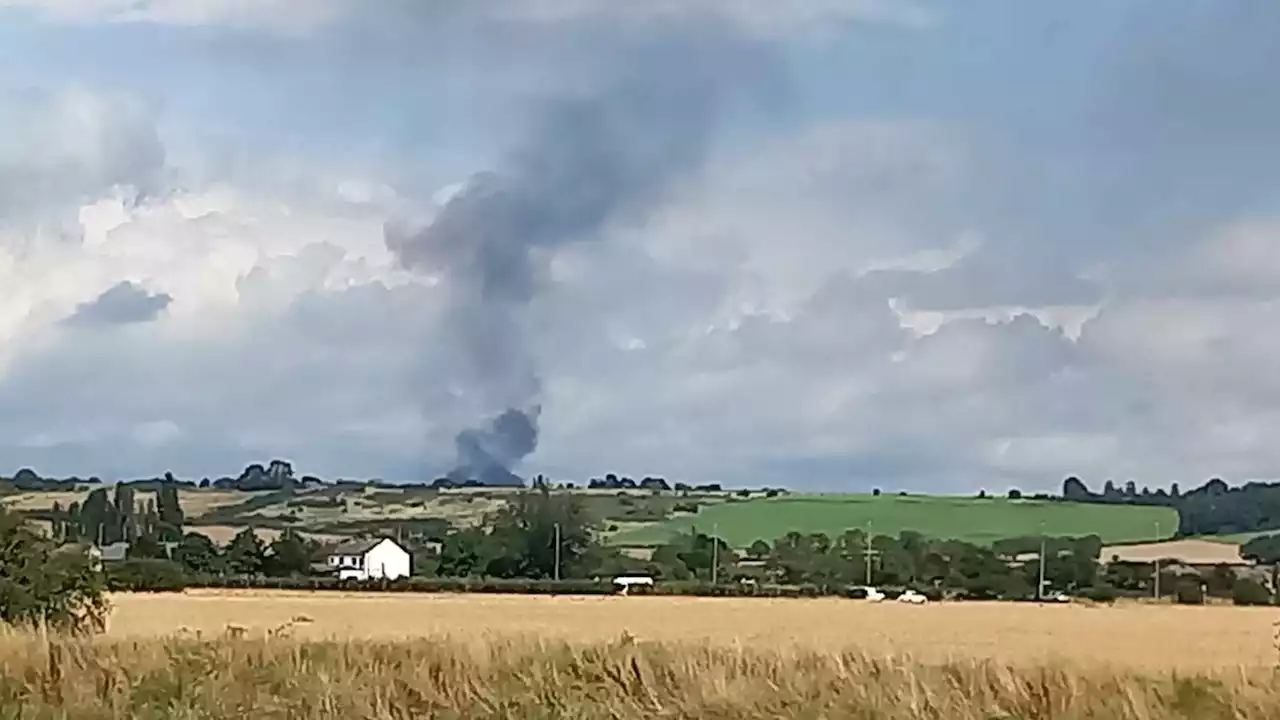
(1174, 581, 1205, 605)
(1231, 577, 1273, 606)
(1080, 584, 1118, 603)
(0, 511, 108, 633)
(106, 559, 189, 592)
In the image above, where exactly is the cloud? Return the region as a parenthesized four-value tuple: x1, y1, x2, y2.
(63, 280, 172, 326)
(0, 0, 347, 32)
(0, 0, 937, 34)
(5, 3, 1280, 494)
(0, 87, 163, 228)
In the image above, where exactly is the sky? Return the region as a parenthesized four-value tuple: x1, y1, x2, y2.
(2, 1, 1280, 491)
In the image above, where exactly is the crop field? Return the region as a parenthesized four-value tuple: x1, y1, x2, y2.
(1, 592, 1277, 717)
(610, 494, 1181, 548)
(4, 633, 1277, 719)
(1102, 539, 1251, 565)
(104, 590, 1278, 673)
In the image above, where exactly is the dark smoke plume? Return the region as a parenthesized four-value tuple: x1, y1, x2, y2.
(448, 407, 541, 487)
(387, 35, 771, 484)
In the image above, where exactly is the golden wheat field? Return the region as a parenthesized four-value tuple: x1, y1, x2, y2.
(3, 593, 1280, 718)
(0, 627, 1275, 719)
(104, 590, 1280, 672)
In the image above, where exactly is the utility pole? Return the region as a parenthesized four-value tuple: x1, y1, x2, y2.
(711, 523, 719, 585)
(1153, 520, 1160, 601)
(553, 522, 562, 582)
(864, 521, 874, 586)
(1037, 521, 1046, 602)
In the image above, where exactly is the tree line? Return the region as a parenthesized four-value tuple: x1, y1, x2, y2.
(1061, 476, 1280, 536)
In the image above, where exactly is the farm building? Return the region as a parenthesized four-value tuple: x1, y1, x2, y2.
(324, 538, 411, 581)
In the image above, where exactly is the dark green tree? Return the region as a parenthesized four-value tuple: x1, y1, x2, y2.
(266, 529, 312, 577)
(484, 485, 597, 579)
(80, 488, 112, 544)
(225, 528, 267, 575)
(1232, 577, 1272, 606)
(129, 533, 168, 560)
(437, 528, 497, 577)
(156, 484, 185, 542)
(113, 484, 136, 543)
(174, 533, 221, 575)
(0, 508, 108, 633)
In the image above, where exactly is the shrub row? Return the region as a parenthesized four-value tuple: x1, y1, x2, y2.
(104, 566, 1060, 602)
(109, 561, 1277, 606)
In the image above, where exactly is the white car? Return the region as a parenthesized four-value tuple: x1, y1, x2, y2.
(897, 589, 928, 604)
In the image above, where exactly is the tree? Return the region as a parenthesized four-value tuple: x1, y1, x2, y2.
(267, 459, 295, 486)
(156, 484, 185, 542)
(1007, 488, 1023, 500)
(482, 485, 597, 579)
(437, 528, 492, 577)
(1174, 579, 1205, 605)
(174, 533, 221, 575)
(267, 529, 312, 577)
(1241, 534, 1280, 564)
(747, 539, 771, 560)
(654, 531, 736, 582)
(129, 533, 168, 560)
(0, 508, 108, 633)
(113, 484, 137, 543)
(225, 529, 267, 575)
(1232, 577, 1272, 606)
(80, 488, 113, 544)
(1061, 477, 1089, 501)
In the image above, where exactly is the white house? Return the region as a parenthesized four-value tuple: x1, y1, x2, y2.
(325, 538, 411, 581)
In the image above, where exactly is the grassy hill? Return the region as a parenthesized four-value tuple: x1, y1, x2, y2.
(608, 494, 1180, 548)
(4, 484, 1188, 551)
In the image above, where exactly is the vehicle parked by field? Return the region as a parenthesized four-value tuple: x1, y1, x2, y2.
(898, 589, 928, 604)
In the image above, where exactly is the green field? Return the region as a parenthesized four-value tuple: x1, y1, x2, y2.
(610, 494, 1180, 548)
(1198, 530, 1277, 545)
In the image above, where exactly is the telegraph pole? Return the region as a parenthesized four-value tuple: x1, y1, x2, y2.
(711, 523, 719, 585)
(1153, 520, 1160, 601)
(553, 522, 562, 582)
(1037, 521, 1046, 602)
(864, 521, 874, 586)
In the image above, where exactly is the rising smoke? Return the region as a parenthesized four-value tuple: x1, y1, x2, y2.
(386, 31, 778, 484)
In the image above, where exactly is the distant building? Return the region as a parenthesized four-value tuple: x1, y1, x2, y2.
(99, 542, 130, 562)
(53, 543, 104, 572)
(324, 538, 411, 581)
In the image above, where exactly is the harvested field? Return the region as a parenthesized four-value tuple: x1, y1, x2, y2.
(105, 591, 1280, 672)
(0, 488, 252, 516)
(187, 525, 346, 546)
(1104, 539, 1252, 565)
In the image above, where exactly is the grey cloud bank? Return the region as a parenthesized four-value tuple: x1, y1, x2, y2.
(64, 281, 172, 326)
(0, 2, 1279, 491)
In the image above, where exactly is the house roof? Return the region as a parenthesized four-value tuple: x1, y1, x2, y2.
(328, 538, 389, 556)
(54, 543, 100, 557)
